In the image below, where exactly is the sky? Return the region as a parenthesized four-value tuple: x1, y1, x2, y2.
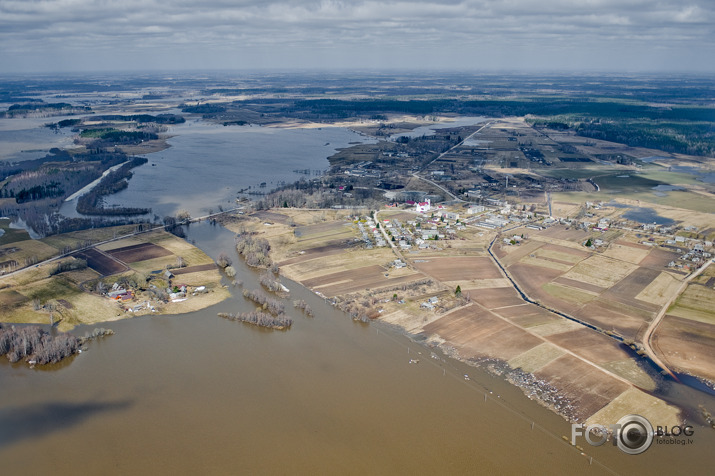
(1, 0, 714, 73)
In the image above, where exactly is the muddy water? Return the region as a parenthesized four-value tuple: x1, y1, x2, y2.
(1, 223, 713, 475)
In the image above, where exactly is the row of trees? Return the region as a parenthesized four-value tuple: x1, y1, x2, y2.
(259, 273, 285, 294)
(50, 258, 87, 276)
(242, 289, 285, 316)
(218, 311, 292, 330)
(293, 299, 314, 317)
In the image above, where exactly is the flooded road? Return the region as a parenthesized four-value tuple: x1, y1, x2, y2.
(2, 222, 713, 475)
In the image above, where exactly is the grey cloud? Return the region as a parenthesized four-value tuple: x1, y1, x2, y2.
(0, 0, 713, 72)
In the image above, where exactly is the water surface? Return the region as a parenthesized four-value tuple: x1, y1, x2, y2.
(96, 122, 374, 218)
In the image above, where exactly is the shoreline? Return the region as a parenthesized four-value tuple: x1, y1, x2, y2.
(222, 208, 689, 427)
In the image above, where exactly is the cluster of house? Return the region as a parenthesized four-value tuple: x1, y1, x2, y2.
(107, 283, 134, 302)
(384, 212, 473, 251)
(357, 217, 387, 249)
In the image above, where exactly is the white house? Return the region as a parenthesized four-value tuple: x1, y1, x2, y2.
(415, 199, 431, 213)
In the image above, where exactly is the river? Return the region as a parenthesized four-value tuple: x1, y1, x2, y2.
(1, 221, 713, 475)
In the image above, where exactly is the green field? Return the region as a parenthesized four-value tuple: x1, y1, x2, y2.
(0, 219, 31, 245)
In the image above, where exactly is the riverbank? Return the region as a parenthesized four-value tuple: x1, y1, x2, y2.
(221, 207, 686, 428)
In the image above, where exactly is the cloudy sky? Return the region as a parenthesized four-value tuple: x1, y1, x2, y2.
(1, 0, 714, 73)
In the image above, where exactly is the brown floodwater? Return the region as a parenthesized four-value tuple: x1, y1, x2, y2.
(1, 223, 713, 475)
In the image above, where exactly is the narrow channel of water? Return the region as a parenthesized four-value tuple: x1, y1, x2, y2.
(1, 221, 713, 475)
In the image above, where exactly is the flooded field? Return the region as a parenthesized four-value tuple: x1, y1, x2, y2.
(1, 222, 713, 475)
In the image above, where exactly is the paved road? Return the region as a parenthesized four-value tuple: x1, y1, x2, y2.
(410, 173, 462, 202)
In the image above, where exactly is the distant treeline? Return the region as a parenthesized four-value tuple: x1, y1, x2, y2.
(181, 104, 226, 114)
(291, 98, 714, 122)
(92, 114, 185, 124)
(2, 102, 91, 117)
(47, 114, 184, 130)
(276, 98, 711, 156)
(76, 157, 151, 216)
(575, 121, 715, 156)
(79, 128, 159, 143)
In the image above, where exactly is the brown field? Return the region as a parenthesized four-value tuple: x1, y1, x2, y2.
(378, 211, 419, 222)
(457, 278, 511, 290)
(561, 254, 638, 289)
(552, 277, 606, 294)
(282, 248, 394, 280)
(469, 287, 524, 309)
(534, 355, 630, 421)
(602, 242, 651, 264)
(497, 240, 544, 267)
(75, 249, 127, 276)
(278, 240, 357, 266)
(547, 328, 632, 364)
(508, 262, 563, 297)
(301, 265, 425, 297)
(530, 318, 594, 337)
(578, 300, 652, 337)
(412, 256, 502, 281)
(599, 268, 662, 313)
(171, 263, 218, 275)
(541, 283, 598, 306)
(586, 387, 681, 427)
(498, 305, 561, 328)
(60, 267, 101, 285)
(519, 255, 574, 272)
(423, 305, 542, 361)
(639, 247, 681, 270)
(507, 343, 565, 373)
(106, 242, 173, 263)
(653, 315, 715, 382)
(252, 210, 292, 224)
(294, 220, 352, 239)
(538, 243, 589, 261)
